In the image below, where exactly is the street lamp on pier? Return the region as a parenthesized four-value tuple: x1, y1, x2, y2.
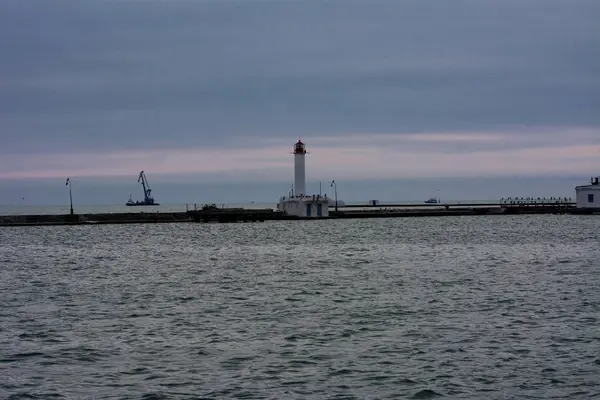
(66, 178, 74, 215)
(330, 180, 338, 211)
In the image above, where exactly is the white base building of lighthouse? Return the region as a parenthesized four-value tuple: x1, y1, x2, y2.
(277, 140, 330, 218)
(277, 194, 330, 218)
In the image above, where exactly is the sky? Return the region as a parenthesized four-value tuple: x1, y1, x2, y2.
(1, 0, 599, 205)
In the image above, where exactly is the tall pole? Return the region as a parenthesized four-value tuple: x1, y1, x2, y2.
(334, 184, 338, 211)
(331, 180, 338, 211)
(319, 181, 322, 196)
(68, 179, 74, 215)
(66, 178, 74, 215)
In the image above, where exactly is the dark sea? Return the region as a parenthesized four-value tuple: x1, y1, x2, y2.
(1, 215, 599, 399)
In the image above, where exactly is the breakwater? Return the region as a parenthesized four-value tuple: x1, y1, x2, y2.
(332, 203, 581, 218)
(0, 202, 596, 227)
(0, 211, 192, 227)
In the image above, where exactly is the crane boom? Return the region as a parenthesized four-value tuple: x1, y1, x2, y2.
(138, 170, 153, 202)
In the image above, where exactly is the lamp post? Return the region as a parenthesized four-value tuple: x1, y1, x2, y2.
(330, 180, 338, 211)
(66, 178, 74, 215)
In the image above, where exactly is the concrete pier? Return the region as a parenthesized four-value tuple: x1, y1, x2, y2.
(1, 202, 596, 227)
(188, 207, 281, 223)
(0, 212, 192, 227)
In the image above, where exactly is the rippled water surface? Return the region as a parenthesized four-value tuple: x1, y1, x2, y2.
(1, 216, 599, 399)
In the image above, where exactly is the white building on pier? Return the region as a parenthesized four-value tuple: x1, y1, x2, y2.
(277, 140, 329, 218)
(575, 176, 600, 208)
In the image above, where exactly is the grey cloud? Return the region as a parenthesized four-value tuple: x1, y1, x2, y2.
(1, 0, 599, 154)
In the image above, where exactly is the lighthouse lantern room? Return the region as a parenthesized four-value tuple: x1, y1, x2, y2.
(277, 140, 330, 218)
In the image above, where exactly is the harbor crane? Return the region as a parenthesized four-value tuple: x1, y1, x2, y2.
(126, 170, 160, 206)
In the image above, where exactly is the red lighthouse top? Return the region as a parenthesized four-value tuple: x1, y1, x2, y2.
(293, 140, 306, 154)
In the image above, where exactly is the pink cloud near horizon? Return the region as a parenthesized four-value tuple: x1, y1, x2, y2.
(1, 129, 598, 181)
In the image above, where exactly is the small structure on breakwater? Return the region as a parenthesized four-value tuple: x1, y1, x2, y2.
(575, 176, 600, 209)
(277, 140, 329, 218)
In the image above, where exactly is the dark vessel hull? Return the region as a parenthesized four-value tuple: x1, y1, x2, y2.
(126, 202, 160, 206)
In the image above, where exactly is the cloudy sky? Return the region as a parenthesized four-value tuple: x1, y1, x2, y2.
(0, 0, 599, 204)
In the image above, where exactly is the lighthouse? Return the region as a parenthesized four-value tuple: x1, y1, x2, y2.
(277, 139, 330, 218)
(294, 140, 306, 196)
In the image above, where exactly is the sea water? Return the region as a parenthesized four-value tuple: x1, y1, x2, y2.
(1, 215, 599, 399)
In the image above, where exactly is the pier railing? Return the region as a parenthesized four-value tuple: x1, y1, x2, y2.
(500, 197, 573, 206)
(334, 198, 575, 209)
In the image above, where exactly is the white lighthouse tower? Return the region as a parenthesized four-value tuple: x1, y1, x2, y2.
(294, 140, 307, 196)
(277, 140, 329, 218)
